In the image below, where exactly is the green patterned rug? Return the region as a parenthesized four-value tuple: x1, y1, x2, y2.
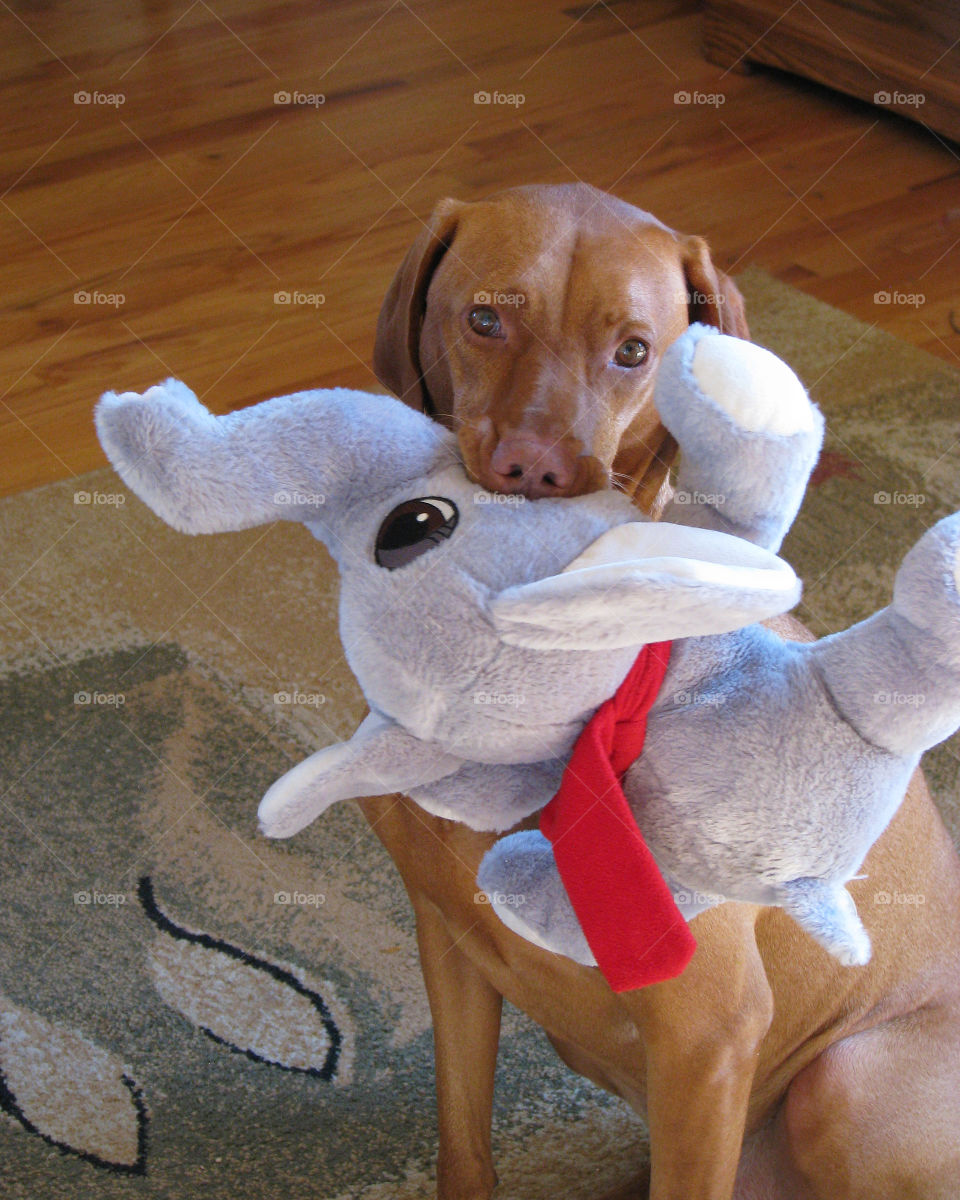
(1, 269, 959, 1198)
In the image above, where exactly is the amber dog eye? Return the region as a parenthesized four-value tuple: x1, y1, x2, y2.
(467, 306, 502, 337)
(614, 338, 649, 367)
(374, 497, 459, 570)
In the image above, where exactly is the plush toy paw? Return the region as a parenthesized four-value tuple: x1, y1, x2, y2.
(776, 877, 871, 967)
(477, 831, 596, 966)
(656, 324, 824, 552)
(668, 324, 817, 438)
(258, 741, 365, 839)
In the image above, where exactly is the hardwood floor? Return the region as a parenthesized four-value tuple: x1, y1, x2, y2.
(1, 0, 958, 496)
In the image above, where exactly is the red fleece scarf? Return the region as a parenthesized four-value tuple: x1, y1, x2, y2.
(539, 641, 697, 992)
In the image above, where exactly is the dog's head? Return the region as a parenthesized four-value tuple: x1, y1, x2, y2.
(373, 183, 749, 508)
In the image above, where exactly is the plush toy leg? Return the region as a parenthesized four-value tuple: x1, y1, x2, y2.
(775, 877, 871, 967)
(814, 512, 960, 760)
(259, 710, 463, 839)
(476, 831, 597, 966)
(656, 324, 824, 552)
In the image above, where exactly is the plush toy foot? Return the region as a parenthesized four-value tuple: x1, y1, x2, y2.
(776, 877, 871, 967)
(477, 831, 596, 966)
(657, 324, 824, 552)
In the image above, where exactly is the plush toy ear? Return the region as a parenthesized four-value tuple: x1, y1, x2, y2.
(96, 379, 455, 536)
(490, 521, 800, 651)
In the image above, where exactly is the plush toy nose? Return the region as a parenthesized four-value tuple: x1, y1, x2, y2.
(487, 434, 580, 498)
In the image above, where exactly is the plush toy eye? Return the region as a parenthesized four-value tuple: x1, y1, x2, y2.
(374, 497, 459, 570)
(614, 338, 649, 368)
(467, 306, 502, 337)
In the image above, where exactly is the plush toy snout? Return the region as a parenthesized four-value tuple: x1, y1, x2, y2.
(491, 520, 801, 651)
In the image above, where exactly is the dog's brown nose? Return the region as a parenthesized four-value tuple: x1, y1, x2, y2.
(487, 434, 579, 498)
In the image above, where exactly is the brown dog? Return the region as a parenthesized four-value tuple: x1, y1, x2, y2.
(364, 184, 960, 1199)
(373, 183, 747, 509)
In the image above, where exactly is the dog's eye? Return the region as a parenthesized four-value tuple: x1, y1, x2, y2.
(614, 338, 649, 368)
(374, 497, 459, 570)
(467, 306, 502, 338)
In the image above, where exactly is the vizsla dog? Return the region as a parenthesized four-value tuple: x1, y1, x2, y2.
(364, 184, 960, 1199)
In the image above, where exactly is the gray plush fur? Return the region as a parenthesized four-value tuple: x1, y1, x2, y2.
(96, 325, 960, 970)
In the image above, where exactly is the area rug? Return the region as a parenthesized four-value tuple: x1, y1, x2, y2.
(1, 269, 959, 1199)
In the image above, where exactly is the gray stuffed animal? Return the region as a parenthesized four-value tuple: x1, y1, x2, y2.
(96, 325, 960, 983)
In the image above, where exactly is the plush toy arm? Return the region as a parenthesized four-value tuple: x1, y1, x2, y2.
(656, 325, 824, 552)
(258, 710, 465, 838)
(813, 511, 960, 758)
(95, 379, 453, 535)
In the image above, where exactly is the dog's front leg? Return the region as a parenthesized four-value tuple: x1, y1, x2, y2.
(411, 891, 502, 1200)
(637, 905, 773, 1200)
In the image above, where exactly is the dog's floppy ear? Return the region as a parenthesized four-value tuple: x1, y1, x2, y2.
(373, 197, 465, 412)
(680, 235, 749, 340)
